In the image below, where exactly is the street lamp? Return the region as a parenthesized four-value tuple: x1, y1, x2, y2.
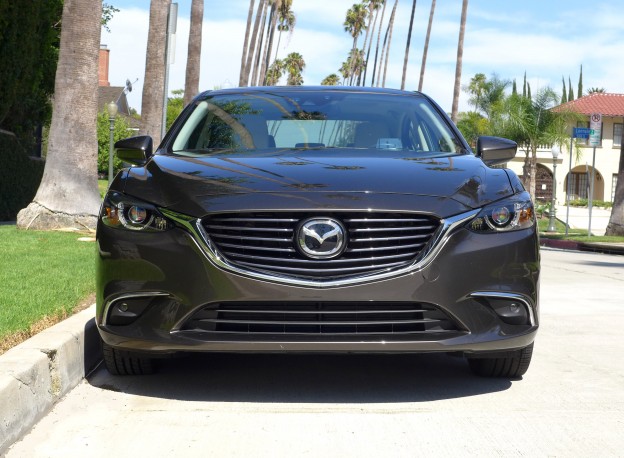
(107, 100, 118, 184)
(547, 144, 561, 232)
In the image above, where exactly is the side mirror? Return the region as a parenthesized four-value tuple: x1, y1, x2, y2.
(476, 136, 517, 166)
(114, 136, 153, 166)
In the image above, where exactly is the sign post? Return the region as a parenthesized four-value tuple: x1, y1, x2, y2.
(566, 128, 590, 236)
(587, 113, 602, 237)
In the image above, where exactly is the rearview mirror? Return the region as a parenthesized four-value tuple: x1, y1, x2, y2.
(114, 136, 153, 166)
(476, 136, 517, 166)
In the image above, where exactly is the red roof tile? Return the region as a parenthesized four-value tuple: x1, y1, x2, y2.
(554, 93, 624, 117)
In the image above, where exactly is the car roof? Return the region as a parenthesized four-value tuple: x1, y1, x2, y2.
(197, 86, 425, 99)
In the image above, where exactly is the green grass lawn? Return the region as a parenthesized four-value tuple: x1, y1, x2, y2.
(537, 217, 624, 243)
(0, 225, 95, 351)
(98, 179, 109, 198)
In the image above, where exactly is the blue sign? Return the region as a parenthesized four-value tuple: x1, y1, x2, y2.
(573, 127, 591, 139)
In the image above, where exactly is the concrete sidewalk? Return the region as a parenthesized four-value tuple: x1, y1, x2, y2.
(0, 305, 100, 454)
(555, 204, 612, 236)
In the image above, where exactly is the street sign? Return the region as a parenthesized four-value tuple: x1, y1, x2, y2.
(589, 113, 602, 147)
(573, 127, 591, 139)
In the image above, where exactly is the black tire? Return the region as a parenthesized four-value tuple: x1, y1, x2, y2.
(467, 343, 534, 378)
(102, 341, 156, 376)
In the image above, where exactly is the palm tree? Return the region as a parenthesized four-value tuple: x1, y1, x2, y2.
(265, 59, 284, 86)
(339, 60, 352, 85)
(357, 0, 382, 86)
(250, 0, 270, 86)
(284, 52, 305, 86)
(605, 147, 624, 235)
(242, 0, 266, 86)
(587, 87, 606, 95)
(139, 0, 171, 146)
(451, 0, 468, 123)
(418, 0, 436, 91)
(381, 0, 398, 88)
(273, 4, 295, 65)
(17, 0, 102, 230)
(361, 0, 384, 86)
(183, 0, 203, 106)
(260, 0, 282, 86)
(321, 74, 341, 86)
(347, 49, 365, 85)
(370, 0, 386, 87)
(344, 3, 368, 85)
(239, 0, 256, 86)
(401, 0, 418, 90)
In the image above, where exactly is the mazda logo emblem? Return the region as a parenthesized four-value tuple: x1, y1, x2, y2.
(297, 218, 346, 259)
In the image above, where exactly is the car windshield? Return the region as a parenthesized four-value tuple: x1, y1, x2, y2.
(170, 90, 465, 157)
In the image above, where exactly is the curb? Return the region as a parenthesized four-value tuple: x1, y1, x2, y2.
(0, 305, 101, 454)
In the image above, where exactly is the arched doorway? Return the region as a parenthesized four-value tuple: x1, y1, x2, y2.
(564, 165, 604, 201)
(535, 164, 553, 202)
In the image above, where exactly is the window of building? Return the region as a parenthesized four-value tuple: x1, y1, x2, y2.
(614, 123, 622, 147)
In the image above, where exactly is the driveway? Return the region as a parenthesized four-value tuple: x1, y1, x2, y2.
(6, 248, 624, 457)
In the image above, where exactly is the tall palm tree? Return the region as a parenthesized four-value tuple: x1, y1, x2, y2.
(273, 3, 296, 65)
(362, 0, 384, 86)
(347, 49, 365, 85)
(242, 0, 266, 86)
(251, 0, 270, 86)
(139, 0, 171, 146)
(381, 0, 398, 88)
(265, 59, 284, 86)
(401, 0, 417, 90)
(370, 0, 386, 87)
(284, 52, 305, 86)
(606, 146, 624, 235)
(260, 0, 282, 85)
(451, 0, 469, 123)
(357, 0, 382, 86)
(239, 0, 256, 86)
(418, 0, 436, 91)
(321, 74, 341, 86)
(344, 3, 368, 85)
(17, 0, 102, 230)
(183, 0, 203, 106)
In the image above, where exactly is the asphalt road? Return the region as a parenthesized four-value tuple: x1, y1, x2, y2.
(5, 249, 624, 457)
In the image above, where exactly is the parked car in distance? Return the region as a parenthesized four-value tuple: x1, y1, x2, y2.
(96, 86, 539, 378)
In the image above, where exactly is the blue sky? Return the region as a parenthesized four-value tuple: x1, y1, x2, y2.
(102, 0, 624, 114)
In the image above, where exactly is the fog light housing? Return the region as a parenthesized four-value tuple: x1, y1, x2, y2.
(487, 298, 530, 325)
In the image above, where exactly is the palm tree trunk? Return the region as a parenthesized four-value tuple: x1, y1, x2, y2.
(451, 0, 468, 123)
(605, 143, 624, 235)
(17, 0, 102, 230)
(243, 0, 266, 87)
(382, 0, 398, 88)
(376, 8, 390, 87)
(183, 0, 203, 106)
(260, 0, 281, 85)
(239, 0, 255, 86)
(362, 5, 380, 86)
(418, 0, 436, 91)
(139, 0, 171, 147)
(357, 8, 374, 86)
(251, 1, 269, 86)
(370, 0, 386, 87)
(401, 0, 417, 90)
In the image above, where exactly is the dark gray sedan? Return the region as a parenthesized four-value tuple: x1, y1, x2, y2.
(96, 87, 539, 378)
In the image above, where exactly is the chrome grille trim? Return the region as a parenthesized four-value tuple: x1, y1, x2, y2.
(159, 208, 479, 288)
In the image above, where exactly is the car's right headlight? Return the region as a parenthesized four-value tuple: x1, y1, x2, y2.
(467, 194, 535, 233)
(100, 192, 174, 232)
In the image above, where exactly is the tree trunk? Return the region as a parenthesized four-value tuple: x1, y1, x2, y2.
(605, 143, 624, 235)
(260, 0, 281, 85)
(401, 0, 417, 90)
(183, 0, 203, 106)
(451, 0, 468, 123)
(418, 0, 436, 91)
(139, 0, 171, 147)
(239, 0, 255, 86)
(17, 0, 102, 231)
(242, 0, 265, 87)
(529, 144, 538, 200)
(382, 0, 398, 88)
(357, 7, 374, 86)
(251, 0, 269, 86)
(370, 0, 386, 87)
(362, 6, 380, 86)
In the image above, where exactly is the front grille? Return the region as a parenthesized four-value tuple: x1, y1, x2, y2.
(201, 211, 440, 280)
(181, 302, 461, 337)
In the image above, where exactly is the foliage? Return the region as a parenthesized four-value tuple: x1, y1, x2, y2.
(568, 199, 613, 209)
(587, 87, 606, 95)
(577, 64, 583, 98)
(283, 52, 305, 86)
(97, 111, 133, 175)
(166, 89, 185, 131)
(102, 3, 120, 32)
(0, 225, 95, 343)
(321, 74, 341, 86)
(456, 112, 489, 147)
(0, 0, 62, 147)
(0, 135, 45, 221)
(266, 60, 284, 86)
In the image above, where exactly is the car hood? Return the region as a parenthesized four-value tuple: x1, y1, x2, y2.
(121, 150, 515, 218)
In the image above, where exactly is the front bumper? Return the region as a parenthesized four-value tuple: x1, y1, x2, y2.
(96, 220, 540, 355)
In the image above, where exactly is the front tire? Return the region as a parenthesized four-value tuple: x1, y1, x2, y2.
(102, 341, 156, 376)
(467, 343, 534, 378)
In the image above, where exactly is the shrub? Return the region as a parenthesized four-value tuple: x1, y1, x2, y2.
(0, 134, 44, 221)
(97, 112, 133, 176)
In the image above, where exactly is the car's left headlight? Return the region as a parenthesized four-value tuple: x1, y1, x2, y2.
(467, 195, 535, 233)
(100, 192, 174, 232)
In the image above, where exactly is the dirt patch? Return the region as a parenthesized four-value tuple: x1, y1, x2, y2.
(0, 292, 95, 356)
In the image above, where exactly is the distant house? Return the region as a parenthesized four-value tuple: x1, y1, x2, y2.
(505, 92, 622, 204)
(98, 45, 140, 130)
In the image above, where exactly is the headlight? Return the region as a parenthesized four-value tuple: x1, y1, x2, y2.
(468, 195, 535, 233)
(101, 192, 174, 232)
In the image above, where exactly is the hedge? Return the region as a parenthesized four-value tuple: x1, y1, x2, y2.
(0, 134, 44, 221)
